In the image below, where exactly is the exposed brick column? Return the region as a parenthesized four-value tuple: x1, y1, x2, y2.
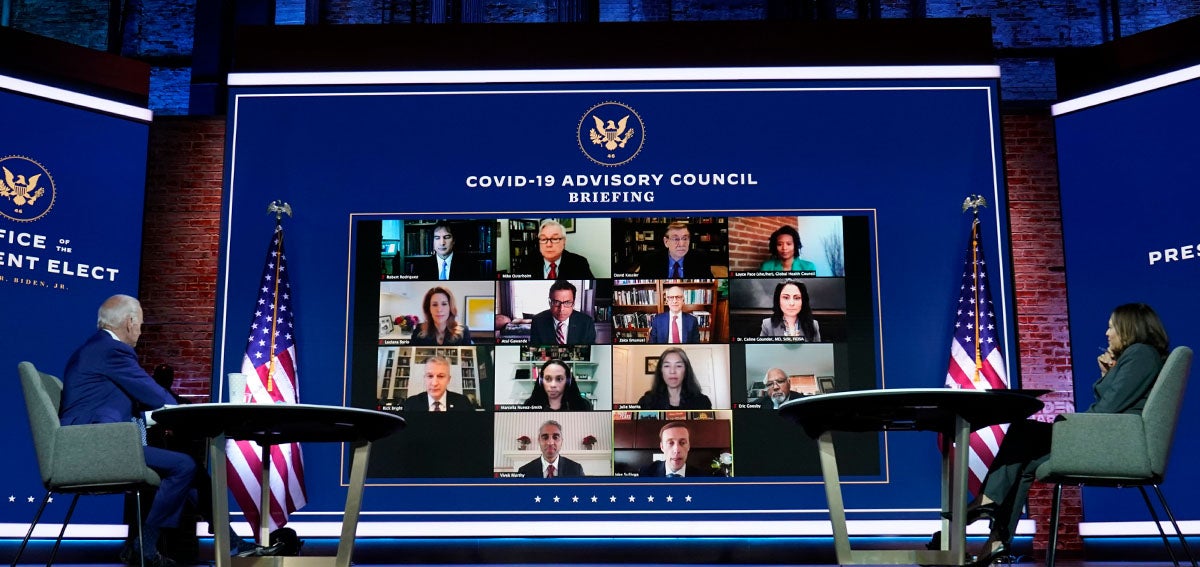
(137, 116, 227, 402)
(1001, 109, 1081, 558)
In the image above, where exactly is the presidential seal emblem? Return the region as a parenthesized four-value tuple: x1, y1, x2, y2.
(577, 102, 645, 167)
(0, 155, 55, 223)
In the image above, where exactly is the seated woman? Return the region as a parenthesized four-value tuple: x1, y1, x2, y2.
(958, 303, 1169, 567)
(636, 347, 712, 410)
(760, 226, 816, 273)
(410, 286, 473, 345)
(759, 280, 821, 342)
(523, 359, 592, 411)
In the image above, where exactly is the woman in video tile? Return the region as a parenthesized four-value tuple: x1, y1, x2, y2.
(759, 280, 821, 341)
(636, 347, 712, 410)
(411, 286, 474, 345)
(522, 359, 593, 411)
(760, 225, 816, 273)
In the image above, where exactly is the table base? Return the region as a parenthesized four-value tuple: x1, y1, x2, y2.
(210, 436, 373, 567)
(816, 415, 971, 566)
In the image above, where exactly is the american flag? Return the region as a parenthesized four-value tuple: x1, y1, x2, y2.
(944, 218, 1009, 496)
(227, 225, 307, 535)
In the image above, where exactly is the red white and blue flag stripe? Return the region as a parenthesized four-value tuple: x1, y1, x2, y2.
(227, 225, 307, 534)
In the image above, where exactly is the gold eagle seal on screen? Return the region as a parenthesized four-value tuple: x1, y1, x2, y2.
(577, 102, 644, 166)
(0, 155, 56, 223)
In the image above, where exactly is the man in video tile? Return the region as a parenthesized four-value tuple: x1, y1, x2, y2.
(638, 221, 713, 278)
(529, 280, 597, 345)
(517, 420, 585, 478)
(639, 421, 707, 477)
(415, 222, 477, 280)
(516, 219, 594, 279)
(648, 285, 700, 344)
(403, 355, 476, 411)
(755, 367, 804, 409)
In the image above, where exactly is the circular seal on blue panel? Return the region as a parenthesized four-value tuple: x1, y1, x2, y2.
(577, 102, 645, 167)
(0, 155, 56, 223)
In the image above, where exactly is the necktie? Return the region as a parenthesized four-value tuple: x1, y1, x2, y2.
(671, 315, 680, 343)
(671, 261, 681, 278)
(667, 472, 679, 477)
(547, 261, 557, 279)
(546, 464, 556, 478)
(132, 416, 148, 446)
(432, 401, 442, 412)
(556, 321, 566, 344)
(439, 260, 448, 280)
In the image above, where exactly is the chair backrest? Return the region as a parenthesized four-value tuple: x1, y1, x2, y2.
(18, 361, 63, 485)
(1142, 346, 1192, 479)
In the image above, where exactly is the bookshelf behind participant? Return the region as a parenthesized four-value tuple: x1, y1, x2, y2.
(611, 217, 729, 278)
(381, 219, 496, 281)
(612, 279, 721, 344)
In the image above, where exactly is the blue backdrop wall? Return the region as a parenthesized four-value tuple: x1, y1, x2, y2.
(1056, 64, 1200, 525)
(0, 75, 151, 530)
(213, 66, 1019, 536)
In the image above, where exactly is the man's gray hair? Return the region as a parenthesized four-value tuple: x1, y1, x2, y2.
(97, 294, 140, 330)
(539, 219, 566, 236)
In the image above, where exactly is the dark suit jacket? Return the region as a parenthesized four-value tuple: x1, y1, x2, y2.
(529, 310, 596, 345)
(648, 311, 701, 343)
(637, 250, 714, 278)
(60, 330, 176, 425)
(403, 390, 476, 411)
(517, 249, 594, 279)
(755, 390, 803, 408)
(517, 456, 585, 478)
(639, 461, 709, 478)
(414, 254, 477, 280)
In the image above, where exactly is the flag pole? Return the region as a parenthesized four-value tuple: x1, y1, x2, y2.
(264, 200, 292, 394)
(962, 195, 988, 382)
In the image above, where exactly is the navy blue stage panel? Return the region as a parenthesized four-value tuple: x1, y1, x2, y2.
(1055, 64, 1200, 526)
(0, 74, 151, 530)
(216, 66, 1014, 536)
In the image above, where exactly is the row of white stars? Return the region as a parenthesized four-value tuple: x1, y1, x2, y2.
(8, 495, 50, 503)
(532, 494, 693, 503)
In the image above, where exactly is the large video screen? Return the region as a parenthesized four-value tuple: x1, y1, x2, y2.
(217, 66, 1013, 535)
(348, 214, 878, 480)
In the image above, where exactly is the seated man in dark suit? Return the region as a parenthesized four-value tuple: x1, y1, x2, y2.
(403, 355, 477, 411)
(414, 222, 476, 280)
(648, 285, 701, 344)
(529, 280, 597, 345)
(516, 219, 594, 279)
(637, 221, 714, 278)
(516, 420, 585, 478)
(60, 295, 274, 567)
(754, 367, 804, 409)
(639, 421, 708, 477)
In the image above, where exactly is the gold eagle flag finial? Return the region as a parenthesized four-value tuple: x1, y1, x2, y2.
(267, 200, 292, 221)
(962, 194, 988, 214)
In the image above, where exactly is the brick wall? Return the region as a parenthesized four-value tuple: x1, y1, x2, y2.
(728, 215, 795, 272)
(1002, 110, 1079, 556)
(136, 116, 227, 402)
